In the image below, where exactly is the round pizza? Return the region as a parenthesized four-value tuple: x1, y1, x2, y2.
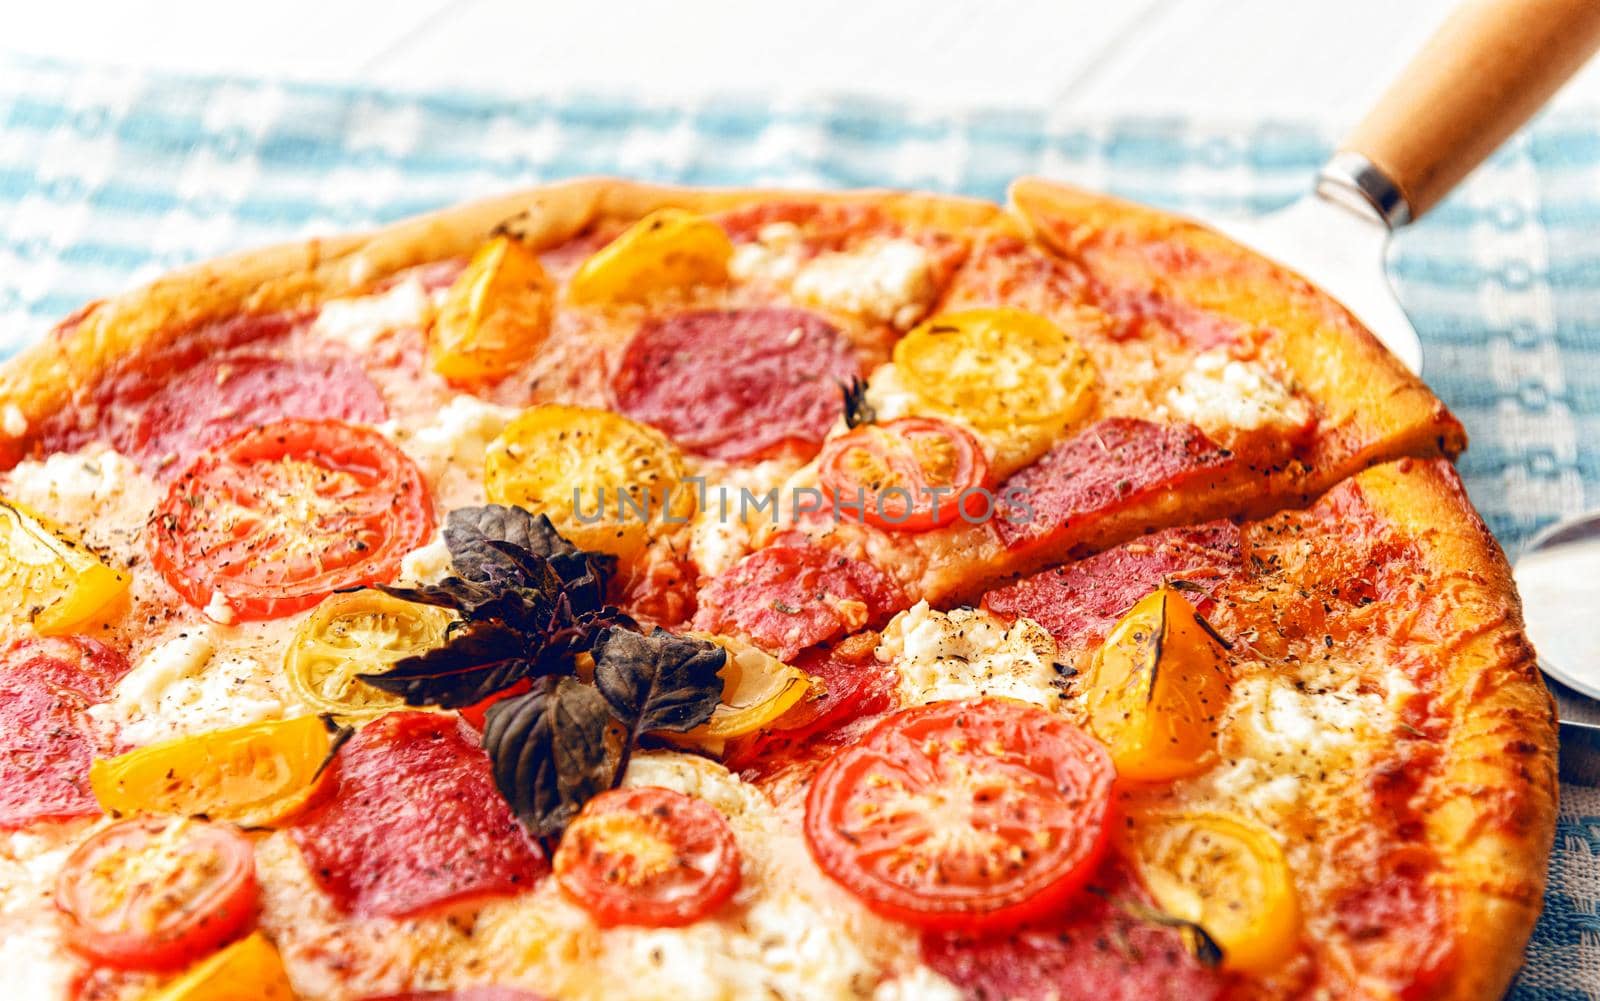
(0, 178, 1557, 1001)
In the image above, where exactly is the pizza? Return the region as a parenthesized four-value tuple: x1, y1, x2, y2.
(0, 177, 1556, 1001)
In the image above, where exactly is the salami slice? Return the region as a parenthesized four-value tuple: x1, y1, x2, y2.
(289, 712, 547, 918)
(611, 308, 860, 461)
(691, 544, 903, 660)
(35, 311, 313, 458)
(128, 354, 388, 475)
(920, 865, 1224, 1001)
(983, 521, 1241, 649)
(994, 418, 1233, 551)
(0, 636, 130, 828)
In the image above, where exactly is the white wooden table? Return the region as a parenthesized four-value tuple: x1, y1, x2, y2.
(9, 0, 1600, 130)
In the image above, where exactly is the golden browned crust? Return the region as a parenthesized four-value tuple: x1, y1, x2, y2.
(1005, 177, 1469, 467)
(0, 178, 999, 467)
(1355, 458, 1558, 1001)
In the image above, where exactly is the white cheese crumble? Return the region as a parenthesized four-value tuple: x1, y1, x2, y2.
(1, 404, 27, 438)
(731, 224, 937, 330)
(730, 222, 807, 285)
(878, 601, 1071, 710)
(202, 588, 237, 625)
(1178, 667, 1392, 827)
(381, 394, 521, 506)
(92, 626, 291, 745)
(621, 751, 770, 823)
(3, 446, 151, 541)
(399, 531, 453, 583)
(791, 238, 937, 330)
(1163, 349, 1311, 438)
(606, 894, 886, 1001)
(309, 277, 434, 352)
(686, 461, 795, 577)
(0, 920, 76, 1001)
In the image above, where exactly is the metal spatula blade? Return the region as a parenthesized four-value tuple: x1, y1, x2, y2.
(1206, 155, 1422, 373)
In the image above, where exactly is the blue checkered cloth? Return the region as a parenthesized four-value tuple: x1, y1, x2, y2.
(1, 55, 1596, 999)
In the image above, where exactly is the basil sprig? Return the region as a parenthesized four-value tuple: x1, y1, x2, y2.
(359, 505, 725, 839)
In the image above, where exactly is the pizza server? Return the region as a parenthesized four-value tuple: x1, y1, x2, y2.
(1184, 0, 1600, 778)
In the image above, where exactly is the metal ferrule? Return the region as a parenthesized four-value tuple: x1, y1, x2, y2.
(1316, 151, 1412, 228)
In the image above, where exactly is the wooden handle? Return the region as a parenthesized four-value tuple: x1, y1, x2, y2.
(1341, 0, 1600, 220)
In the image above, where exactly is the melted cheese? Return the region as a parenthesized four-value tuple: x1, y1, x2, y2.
(790, 239, 937, 330)
(2, 446, 157, 550)
(1162, 349, 1311, 439)
(686, 461, 796, 577)
(91, 624, 298, 746)
(0, 822, 90, 1000)
(381, 394, 521, 510)
(879, 602, 1071, 710)
(1169, 663, 1394, 830)
(398, 531, 454, 584)
(731, 225, 937, 330)
(310, 278, 435, 352)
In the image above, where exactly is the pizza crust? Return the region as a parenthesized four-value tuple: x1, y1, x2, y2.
(0, 177, 1555, 999)
(1353, 458, 1558, 1001)
(0, 179, 1000, 467)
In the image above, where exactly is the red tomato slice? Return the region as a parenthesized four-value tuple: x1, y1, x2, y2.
(804, 697, 1114, 931)
(150, 418, 433, 620)
(818, 417, 990, 532)
(55, 817, 258, 971)
(554, 786, 741, 928)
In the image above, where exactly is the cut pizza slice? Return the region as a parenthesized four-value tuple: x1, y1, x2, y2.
(692, 180, 1465, 659)
(736, 457, 1548, 1001)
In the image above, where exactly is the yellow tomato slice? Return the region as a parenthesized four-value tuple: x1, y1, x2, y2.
(893, 307, 1098, 430)
(567, 209, 734, 304)
(1083, 585, 1230, 782)
(91, 715, 333, 828)
(431, 235, 555, 386)
(674, 634, 812, 744)
(0, 498, 128, 635)
(1124, 811, 1301, 974)
(286, 590, 453, 720)
(484, 404, 695, 562)
(147, 932, 296, 1001)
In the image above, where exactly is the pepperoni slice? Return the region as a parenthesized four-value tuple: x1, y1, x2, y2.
(994, 418, 1233, 551)
(0, 636, 130, 828)
(611, 308, 860, 461)
(128, 354, 388, 476)
(920, 863, 1226, 1001)
(289, 712, 547, 918)
(983, 521, 1241, 649)
(691, 544, 903, 660)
